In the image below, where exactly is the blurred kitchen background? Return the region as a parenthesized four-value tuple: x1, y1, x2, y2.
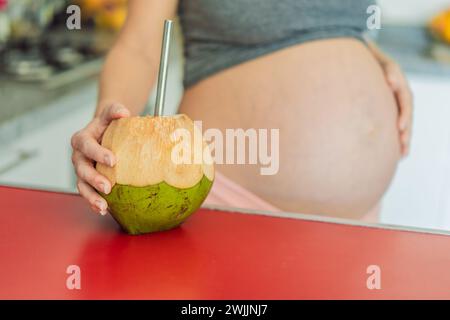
(0, 0, 450, 233)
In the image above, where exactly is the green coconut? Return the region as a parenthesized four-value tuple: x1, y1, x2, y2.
(97, 114, 214, 235)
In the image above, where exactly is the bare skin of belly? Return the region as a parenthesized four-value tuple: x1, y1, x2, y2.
(179, 38, 401, 219)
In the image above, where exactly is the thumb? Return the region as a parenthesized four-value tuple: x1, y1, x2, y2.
(99, 102, 130, 125)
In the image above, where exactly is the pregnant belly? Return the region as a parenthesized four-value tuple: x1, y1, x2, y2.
(179, 38, 400, 218)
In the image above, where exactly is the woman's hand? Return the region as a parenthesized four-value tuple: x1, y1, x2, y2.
(381, 58, 413, 157)
(367, 40, 413, 157)
(71, 103, 130, 215)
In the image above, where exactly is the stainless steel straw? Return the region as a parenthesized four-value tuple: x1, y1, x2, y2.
(154, 20, 173, 116)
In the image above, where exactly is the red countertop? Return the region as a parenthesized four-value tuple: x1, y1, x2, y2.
(0, 185, 449, 299)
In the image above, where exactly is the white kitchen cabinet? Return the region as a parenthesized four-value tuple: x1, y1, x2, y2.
(381, 74, 450, 231)
(0, 87, 95, 192)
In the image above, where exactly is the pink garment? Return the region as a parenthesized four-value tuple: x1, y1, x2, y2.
(204, 172, 281, 212)
(204, 172, 379, 223)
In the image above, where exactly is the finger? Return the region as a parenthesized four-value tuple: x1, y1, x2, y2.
(397, 87, 413, 132)
(401, 129, 411, 146)
(77, 179, 108, 215)
(99, 102, 130, 126)
(72, 133, 116, 167)
(87, 103, 130, 140)
(72, 151, 112, 194)
(90, 204, 111, 216)
(400, 130, 411, 157)
(402, 145, 409, 158)
(401, 144, 409, 158)
(385, 64, 401, 91)
(385, 65, 413, 132)
(90, 204, 102, 214)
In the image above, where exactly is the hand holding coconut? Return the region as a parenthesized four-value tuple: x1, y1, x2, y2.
(71, 102, 131, 215)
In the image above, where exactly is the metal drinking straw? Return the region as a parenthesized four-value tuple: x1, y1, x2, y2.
(154, 20, 173, 117)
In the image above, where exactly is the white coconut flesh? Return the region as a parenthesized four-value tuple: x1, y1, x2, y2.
(97, 114, 214, 189)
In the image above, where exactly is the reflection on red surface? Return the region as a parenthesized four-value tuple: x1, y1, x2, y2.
(0, 185, 449, 299)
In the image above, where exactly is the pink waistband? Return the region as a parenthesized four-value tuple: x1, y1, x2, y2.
(203, 172, 379, 223)
(204, 172, 281, 212)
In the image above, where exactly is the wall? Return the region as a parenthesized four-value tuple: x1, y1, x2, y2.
(378, 0, 450, 25)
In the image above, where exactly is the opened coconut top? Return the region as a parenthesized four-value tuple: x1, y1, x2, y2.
(97, 114, 214, 189)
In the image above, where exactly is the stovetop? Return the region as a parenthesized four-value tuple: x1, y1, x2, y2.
(0, 27, 115, 87)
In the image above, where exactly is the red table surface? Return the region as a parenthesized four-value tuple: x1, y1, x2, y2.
(0, 185, 449, 300)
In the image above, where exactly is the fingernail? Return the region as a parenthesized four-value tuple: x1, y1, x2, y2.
(120, 107, 129, 115)
(99, 182, 110, 194)
(104, 155, 114, 167)
(100, 209, 108, 216)
(114, 104, 127, 114)
(95, 199, 107, 212)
